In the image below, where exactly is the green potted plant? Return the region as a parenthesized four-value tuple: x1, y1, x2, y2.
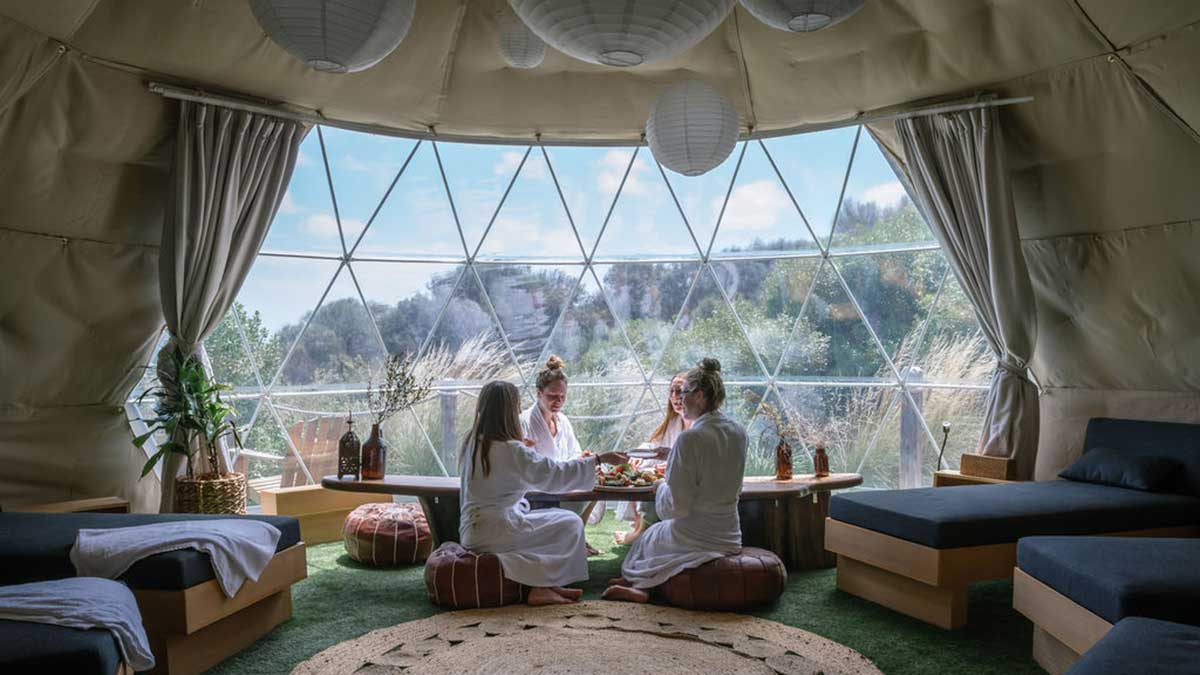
(134, 351, 247, 514)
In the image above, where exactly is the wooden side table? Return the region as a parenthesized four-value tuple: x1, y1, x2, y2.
(933, 470, 1015, 487)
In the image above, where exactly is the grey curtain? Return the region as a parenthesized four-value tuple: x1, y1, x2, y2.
(895, 107, 1039, 480)
(157, 100, 307, 512)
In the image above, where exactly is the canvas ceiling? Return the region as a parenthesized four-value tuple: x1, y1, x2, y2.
(0, 0, 1197, 507)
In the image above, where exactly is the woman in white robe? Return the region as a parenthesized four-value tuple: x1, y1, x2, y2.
(460, 380, 627, 606)
(603, 358, 747, 602)
(613, 372, 692, 545)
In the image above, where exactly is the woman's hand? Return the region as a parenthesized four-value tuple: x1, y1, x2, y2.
(595, 451, 629, 466)
(522, 438, 536, 448)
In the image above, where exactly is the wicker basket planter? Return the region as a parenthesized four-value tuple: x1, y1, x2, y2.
(174, 472, 247, 514)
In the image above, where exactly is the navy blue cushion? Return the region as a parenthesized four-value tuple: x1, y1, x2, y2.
(1082, 417, 1200, 497)
(1017, 537, 1200, 625)
(0, 512, 301, 590)
(829, 481, 1200, 548)
(1059, 447, 1182, 491)
(0, 619, 122, 674)
(1067, 617, 1200, 675)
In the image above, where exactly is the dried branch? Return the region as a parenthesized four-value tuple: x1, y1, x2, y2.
(367, 353, 434, 427)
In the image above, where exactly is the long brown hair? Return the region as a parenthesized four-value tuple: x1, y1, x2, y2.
(460, 380, 524, 478)
(649, 371, 688, 444)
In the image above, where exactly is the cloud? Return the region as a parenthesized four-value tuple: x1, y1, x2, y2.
(598, 149, 652, 198)
(296, 151, 314, 167)
(303, 213, 367, 241)
(493, 151, 546, 180)
(278, 191, 303, 215)
(715, 180, 791, 232)
(860, 180, 907, 207)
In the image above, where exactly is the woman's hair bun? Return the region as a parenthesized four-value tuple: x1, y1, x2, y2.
(545, 355, 565, 371)
(699, 357, 721, 373)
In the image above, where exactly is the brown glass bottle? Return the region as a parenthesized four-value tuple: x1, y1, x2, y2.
(774, 440, 793, 481)
(361, 423, 387, 480)
(813, 443, 830, 478)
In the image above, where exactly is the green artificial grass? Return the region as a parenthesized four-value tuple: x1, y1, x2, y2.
(209, 518, 1042, 674)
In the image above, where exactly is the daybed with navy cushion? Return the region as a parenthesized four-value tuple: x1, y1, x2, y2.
(1066, 617, 1200, 675)
(824, 417, 1200, 630)
(0, 619, 129, 674)
(1013, 536, 1200, 673)
(0, 511, 307, 675)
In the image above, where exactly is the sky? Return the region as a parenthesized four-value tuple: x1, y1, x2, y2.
(242, 125, 909, 331)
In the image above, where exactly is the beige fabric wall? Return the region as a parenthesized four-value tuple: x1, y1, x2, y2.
(0, 1, 1196, 505)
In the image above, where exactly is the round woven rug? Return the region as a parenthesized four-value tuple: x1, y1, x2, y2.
(293, 601, 881, 675)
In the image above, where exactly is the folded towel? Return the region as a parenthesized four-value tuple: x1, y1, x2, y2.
(70, 519, 282, 598)
(0, 577, 155, 671)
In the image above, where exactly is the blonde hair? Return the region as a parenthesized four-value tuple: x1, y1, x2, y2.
(649, 371, 688, 444)
(535, 354, 568, 391)
(459, 380, 524, 478)
(685, 357, 726, 413)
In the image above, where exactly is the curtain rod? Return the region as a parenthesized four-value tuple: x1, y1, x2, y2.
(148, 81, 1032, 147)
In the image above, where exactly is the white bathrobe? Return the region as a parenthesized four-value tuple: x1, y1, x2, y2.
(521, 403, 582, 461)
(616, 416, 685, 523)
(620, 411, 747, 589)
(459, 438, 598, 587)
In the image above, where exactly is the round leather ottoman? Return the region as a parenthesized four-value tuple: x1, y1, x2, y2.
(343, 502, 432, 566)
(658, 547, 786, 611)
(424, 542, 527, 609)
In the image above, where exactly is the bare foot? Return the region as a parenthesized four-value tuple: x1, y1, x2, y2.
(607, 577, 631, 587)
(528, 587, 574, 606)
(551, 586, 584, 600)
(585, 543, 600, 556)
(613, 527, 643, 545)
(602, 585, 650, 603)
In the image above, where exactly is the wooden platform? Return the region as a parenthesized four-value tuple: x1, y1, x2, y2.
(259, 485, 390, 544)
(1013, 567, 1114, 674)
(135, 543, 308, 674)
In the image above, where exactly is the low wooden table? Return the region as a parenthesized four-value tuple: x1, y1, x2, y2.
(322, 473, 861, 570)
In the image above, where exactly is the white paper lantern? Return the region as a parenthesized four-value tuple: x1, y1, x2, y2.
(499, 12, 546, 69)
(250, 0, 416, 73)
(739, 0, 865, 32)
(647, 80, 738, 177)
(509, 0, 735, 67)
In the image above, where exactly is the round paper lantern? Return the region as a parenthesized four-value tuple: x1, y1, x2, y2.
(738, 0, 865, 32)
(509, 0, 735, 67)
(647, 80, 739, 177)
(499, 12, 546, 69)
(249, 0, 416, 73)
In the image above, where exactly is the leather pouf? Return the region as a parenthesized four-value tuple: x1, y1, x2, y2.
(424, 542, 527, 609)
(658, 547, 786, 611)
(343, 502, 432, 566)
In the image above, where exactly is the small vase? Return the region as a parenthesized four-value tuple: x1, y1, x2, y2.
(813, 443, 830, 478)
(774, 441, 793, 481)
(338, 415, 361, 480)
(361, 423, 387, 480)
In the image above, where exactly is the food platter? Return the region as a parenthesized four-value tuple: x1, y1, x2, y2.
(596, 462, 660, 491)
(594, 484, 657, 494)
(626, 449, 660, 459)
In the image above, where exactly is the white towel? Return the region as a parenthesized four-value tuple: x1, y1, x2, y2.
(70, 519, 282, 598)
(0, 577, 155, 671)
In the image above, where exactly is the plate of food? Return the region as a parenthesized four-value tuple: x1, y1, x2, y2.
(595, 462, 659, 492)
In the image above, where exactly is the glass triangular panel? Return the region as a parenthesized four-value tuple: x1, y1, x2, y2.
(236, 397, 295, 495)
(351, 261, 467, 357)
(350, 142, 469, 260)
(568, 383, 649, 455)
(273, 265, 387, 388)
(775, 384, 899, 484)
(590, 147, 704, 262)
(593, 261, 701, 378)
(419, 267, 525, 386)
(834, 249, 948, 372)
(776, 259, 891, 380)
(611, 384, 668, 453)
(857, 390, 942, 489)
(760, 127, 858, 248)
(907, 384, 990, 476)
(708, 141, 820, 258)
(436, 143, 536, 257)
(375, 401, 453, 477)
(904, 267, 994, 386)
(828, 132, 935, 250)
(656, 264, 768, 381)
(205, 303, 271, 390)
(740, 386, 803, 476)
(474, 263, 582, 380)
(261, 130, 343, 255)
(541, 266, 646, 384)
(710, 257, 822, 375)
(474, 149, 588, 262)
(319, 126, 420, 253)
(539, 146, 628, 259)
(658, 146, 740, 256)
(231, 256, 342, 386)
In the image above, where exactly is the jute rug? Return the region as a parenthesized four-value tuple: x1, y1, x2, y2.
(293, 601, 882, 675)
